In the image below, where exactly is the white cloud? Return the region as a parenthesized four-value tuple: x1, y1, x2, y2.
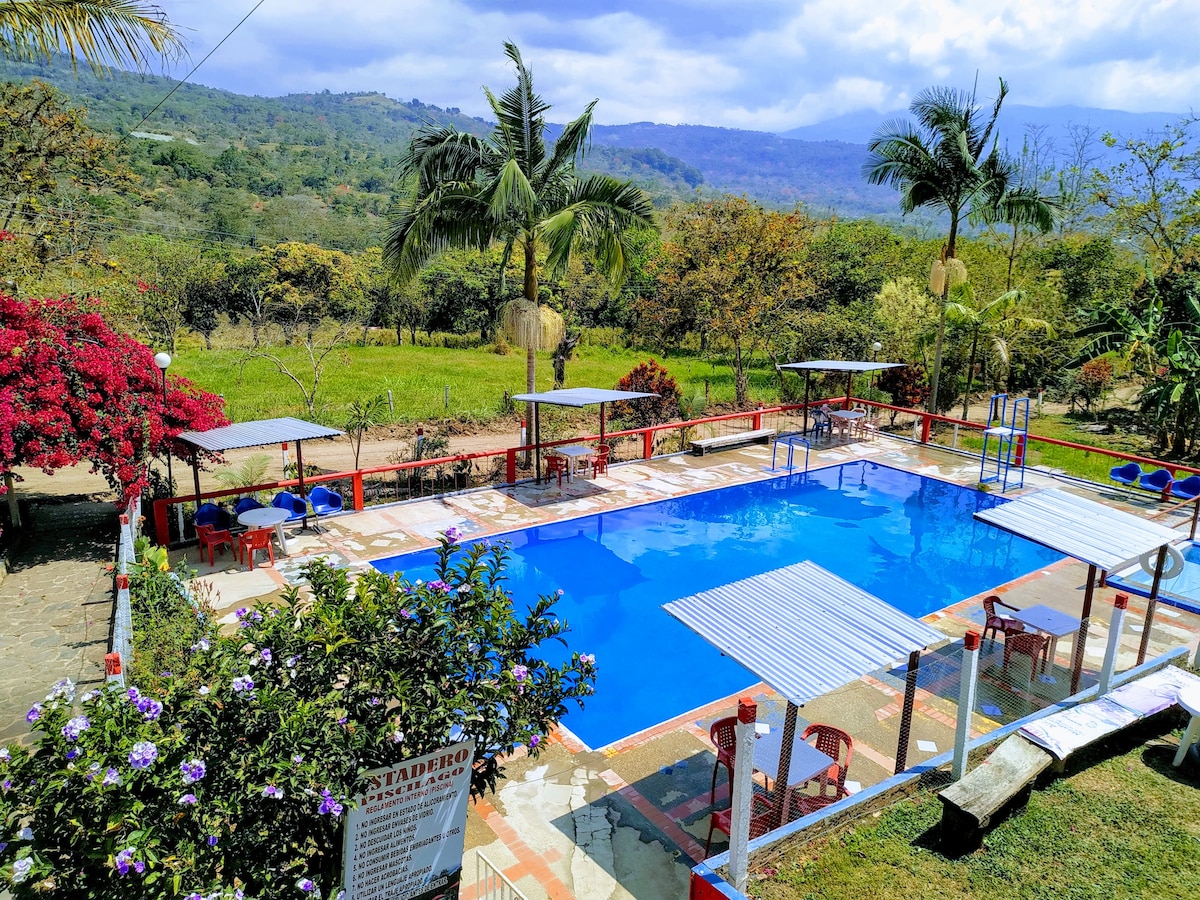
(165, 0, 1195, 131)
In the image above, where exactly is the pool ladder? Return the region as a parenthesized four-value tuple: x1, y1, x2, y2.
(771, 434, 811, 474)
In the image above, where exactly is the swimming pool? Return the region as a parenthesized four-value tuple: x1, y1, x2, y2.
(373, 462, 1063, 748)
(1109, 540, 1200, 615)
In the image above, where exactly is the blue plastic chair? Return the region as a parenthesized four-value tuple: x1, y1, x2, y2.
(309, 486, 343, 517)
(233, 497, 264, 516)
(194, 502, 231, 531)
(1171, 475, 1200, 501)
(809, 411, 832, 441)
(1138, 468, 1175, 500)
(1109, 462, 1142, 492)
(271, 491, 307, 522)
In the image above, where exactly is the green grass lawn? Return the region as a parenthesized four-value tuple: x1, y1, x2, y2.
(755, 727, 1200, 900)
(169, 343, 781, 426)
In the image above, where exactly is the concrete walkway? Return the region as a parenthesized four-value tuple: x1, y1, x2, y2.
(0, 501, 114, 744)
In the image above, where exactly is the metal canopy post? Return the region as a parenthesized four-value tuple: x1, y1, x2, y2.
(1137, 545, 1168, 664)
(844, 371, 853, 410)
(802, 372, 811, 435)
(600, 402, 607, 447)
(295, 440, 310, 529)
(534, 403, 542, 483)
(772, 702, 800, 829)
(1070, 564, 1097, 694)
(895, 650, 921, 773)
(190, 450, 202, 538)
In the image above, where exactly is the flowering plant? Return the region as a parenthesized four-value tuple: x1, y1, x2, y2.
(0, 531, 595, 898)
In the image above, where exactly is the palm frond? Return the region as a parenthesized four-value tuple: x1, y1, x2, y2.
(485, 156, 538, 223)
(383, 184, 493, 283)
(0, 0, 184, 72)
(538, 100, 596, 189)
(494, 41, 548, 174)
(540, 174, 655, 281)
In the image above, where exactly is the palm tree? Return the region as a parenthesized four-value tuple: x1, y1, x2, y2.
(863, 78, 1055, 413)
(944, 285, 1053, 418)
(0, 0, 183, 71)
(385, 42, 657, 393)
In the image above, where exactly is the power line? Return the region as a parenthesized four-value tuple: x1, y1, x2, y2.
(119, 0, 269, 146)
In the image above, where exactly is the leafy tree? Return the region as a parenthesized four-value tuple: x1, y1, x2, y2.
(873, 277, 939, 366)
(863, 78, 1055, 412)
(345, 393, 388, 469)
(0, 294, 226, 503)
(652, 197, 814, 406)
(105, 234, 211, 353)
(944, 285, 1053, 418)
(385, 42, 657, 394)
(0, 0, 183, 72)
(877, 364, 930, 421)
(0, 533, 597, 898)
(613, 359, 680, 427)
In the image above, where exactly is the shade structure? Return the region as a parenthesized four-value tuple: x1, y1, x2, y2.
(973, 487, 1180, 573)
(778, 360, 905, 433)
(510, 388, 658, 483)
(663, 560, 944, 706)
(975, 487, 1185, 689)
(177, 417, 345, 530)
(665, 561, 945, 833)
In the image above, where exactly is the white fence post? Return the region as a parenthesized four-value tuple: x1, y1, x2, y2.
(952, 631, 981, 781)
(1098, 593, 1129, 695)
(729, 696, 757, 892)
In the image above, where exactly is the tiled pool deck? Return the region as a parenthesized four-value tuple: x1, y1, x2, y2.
(175, 436, 1200, 900)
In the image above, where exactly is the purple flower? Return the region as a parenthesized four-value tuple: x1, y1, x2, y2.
(260, 648, 273, 664)
(1, 747, 11, 762)
(285, 656, 297, 669)
(102, 767, 121, 787)
(235, 607, 248, 620)
(297, 877, 316, 893)
(12, 857, 32, 883)
(61, 715, 88, 743)
(580, 653, 595, 665)
(198, 685, 211, 696)
(391, 729, 405, 744)
(136, 697, 163, 721)
(128, 741, 158, 770)
(556, 588, 564, 596)
(127, 687, 141, 703)
(444, 526, 462, 544)
(80, 690, 99, 703)
(262, 784, 284, 799)
(337, 716, 347, 726)
(25, 703, 42, 723)
(115, 847, 135, 876)
(1, 779, 11, 791)
(187, 893, 203, 900)
(428, 580, 451, 593)
(530, 735, 541, 748)
(232, 675, 255, 693)
(399, 608, 413, 619)
(134, 860, 145, 874)
(480, 538, 491, 549)
(317, 789, 344, 817)
(190, 638, 210, 653)
(468, 642, 481, 654)
(292, 753, 304, 764)
(178, 793, 198, 805)
(512, 664, 529, 683)
(181, 758, 207, 785)
(369, 697, 381, 706)
(66, 748, 79, 760)
(207, 835, 219, 847)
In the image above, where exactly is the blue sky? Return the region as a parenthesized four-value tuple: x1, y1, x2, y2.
(166, 0, 1196, 131)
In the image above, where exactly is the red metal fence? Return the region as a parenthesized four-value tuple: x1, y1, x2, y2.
(152, 398, 1199, 547)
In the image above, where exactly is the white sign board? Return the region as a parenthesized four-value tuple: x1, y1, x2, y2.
(344, 740, 475, 900)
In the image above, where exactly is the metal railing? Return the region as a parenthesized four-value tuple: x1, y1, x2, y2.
(474, 852, 528, 900)
(150, 395, 1200, 548)
(109, 493, 140, 687)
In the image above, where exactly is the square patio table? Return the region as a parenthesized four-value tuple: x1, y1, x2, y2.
(1010, 604, 1080, 672)
(752, 725, 837, 822)
(552, 445, 595, 480)
(828, 409, 865, 441)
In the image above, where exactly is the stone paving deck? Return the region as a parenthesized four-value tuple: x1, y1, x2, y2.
(165, 435, 1200, 900)
(0, 501, 114, 745)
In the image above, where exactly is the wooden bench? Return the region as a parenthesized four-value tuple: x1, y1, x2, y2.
(690, 428, 776, 456)
(938, 734, 1053, 852)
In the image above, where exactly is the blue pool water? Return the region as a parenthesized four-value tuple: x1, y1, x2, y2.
(1109, 540, 1200, 615)
(373, 462, 1063, 748)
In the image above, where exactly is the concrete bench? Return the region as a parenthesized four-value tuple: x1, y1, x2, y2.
(938, 734, 1053, 851)
(690, 428, 776, 456)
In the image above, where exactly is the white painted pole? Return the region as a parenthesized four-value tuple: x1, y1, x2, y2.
(1098, 593, 1129, 695)
(728, 697, 757, 892)
(952, 631, 981, 781)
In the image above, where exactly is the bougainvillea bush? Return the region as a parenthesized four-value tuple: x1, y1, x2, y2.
(0, 531, 597, 898)
(0, 294, 226, 502)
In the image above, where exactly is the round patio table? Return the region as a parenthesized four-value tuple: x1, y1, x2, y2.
(237, 507, 290, 557)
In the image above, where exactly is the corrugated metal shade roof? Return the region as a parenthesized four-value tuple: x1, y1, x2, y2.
(662, 561, 946, 707)
(510, 388, 658, 407)
(974, 488, 1182, 572)
(779, 360, 905, 373)
(179, 417, 345, 453)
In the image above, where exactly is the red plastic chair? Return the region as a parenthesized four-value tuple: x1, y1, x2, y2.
(982, 594, 1024, 645)
(544, 454, 565, 486)
(591, 445, 611, 477)
(196, 523, 233, 566)
(704, 793, 776, 857)
(708, 716, 738, 805)
(791, 723, 853, 814)
(238, 528, 275, 570)
(1003, 632, 1048, 683)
